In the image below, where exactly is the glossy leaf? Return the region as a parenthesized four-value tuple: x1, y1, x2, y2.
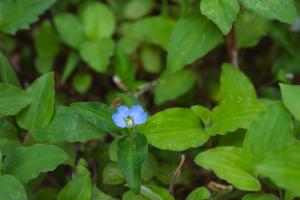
(58, 175, 92, 200)
(54, 13, 85, 49)
(240, 0, 297, 24)
(0, 52, 21, 87)
(0, 83, 31, 118)
(81, 2, 115, 40)
(207, 97, 265, 135)
(280, 83, 300, 121)
(243, 102, 295, 158)
(117, 133, 148, 193)
(242, 193, 279, 200)
(186, 187, 210, 200)
(4, 144, 67, 183)
(167, 13, 222, 73)
(255, 142, 300, 196)
(32, 106, 104, 142)
(138, 108, 208, 151)
(70, 102, 121, 134)
(133, 16, 175, 49)
(191, 105, 212, 127)
(17, 72, 55, 130)
(0, 175, 27, 200)
(194, 147, 260, 191)
(154, 70, 196, 105)
(0, 0, 55, 34)
(80, 39, 114, 73)
(200, 0, 239, 34)
(221, 63, 256, 98)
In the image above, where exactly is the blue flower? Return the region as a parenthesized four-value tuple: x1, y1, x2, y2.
(112, 105, 147, 128)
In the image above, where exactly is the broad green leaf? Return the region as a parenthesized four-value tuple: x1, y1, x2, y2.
(0, 120, 20, 154)
(117, 133, 148, 193)
(236, 11, 269, 48)
(114, 49, 136, 90)
(81, 2, 115, 40)
(140, 185, 174, 200)
(0, 83, 31, 118)
(0, 175, 27, 200)
(242, 193, 279, 200)
(0, 51, 20, 87)
(35, 56, 54, 75)
(109, 138, 119, 162)
(17, 72, 55, 130)
(72, 73, 92, 94)
(102, 162, 124, 185)
(54, 13, 85, 49)
(221, 63, 256, 98)
(167, 13, 222, 73)
(80, 39, 114, 73)
(154, 70, 196, 105)
(200, 0, 239, 34)
(194, 147, 260, 191)
(239, 0, 297, 24)
(141, 45, 162, 73)
(32, 106, 104, 142)
(280, 83, 300, 121)
(284, 191, 297, 200)
(61, 52, 80, 84)
(207, 98, 265, 135)
(141, 153, 158, 182)
(58, 175, 92, 200)
(122, 191, 147, 200)
(191, 105, 211, 127)
(133, 16, 175, 49)
(0, 0, 55, 34)
(123, 0, 154, 20)
(0, 151, 2, 173)
(92, 186, 119, 200)
(70, 102, 121, 134)
(186, 187, 210, 200)
(243, 102, 295, 158)
(4, 144, 67, 183)
(255, 142, 300, 196)
(138, 108, 209, 151)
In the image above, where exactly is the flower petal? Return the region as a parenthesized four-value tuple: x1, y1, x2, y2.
(129, 105, 147, 125)
(112, 106, 129, 128)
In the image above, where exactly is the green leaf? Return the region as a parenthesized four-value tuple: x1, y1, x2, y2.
(280, 83, 300, 121)
(122, 191, 147, 200)
(70, 102, 121, 134)
(242, 193, 279, 200)
(207, 97, 265, 135)
(58, 175, 92, 200)
(194, 147, 260, 191)
(61, 52, 80, 84)
(243, 102, 295, 158)
(0, 151, 2, 173)
(4, 144, 67, 183)
(117, 133, 148, 193)
(200, 0, 239, 34)
(141, 153, 158, 182)
(186, 187, 210, 200)
(221, 63, 256, 98)
(123, 0, 154, 20)
(133, 16, 175, 49)
(138, 108, 209, 151)
(0, 51, 21, 87)
(81, 2, 115, 40)
(236, 11, 269, 48)
(92, 186, 119, 200)
(141, 45, 162, 73)
(0, 0, 55, 34)
(0, 175, 27, 200)
(102, 162, 124, 185)
(239, 0, 297, 24)
(190, 105, 212, 127)
(114, 49, 136, 90)
(32, 106, 104, 142)
(0, 83, 31, 118)
(140, 185, 174, 200)
(0, 120, 20, 154)
(154, 70, 196, 105)
(54, 13, 85, 49)
(17, 72, 55, 130)
(72, 73, 92, 94)
(80, 39, 114, 73)
(255, 142, 300, 196)
(167, 13, 222, 73)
